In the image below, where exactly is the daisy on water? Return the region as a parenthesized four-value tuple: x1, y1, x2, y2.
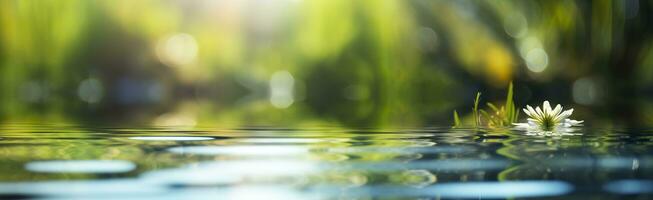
(513, 101, 583, 134)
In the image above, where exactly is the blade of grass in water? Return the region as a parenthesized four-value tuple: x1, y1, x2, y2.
(506, 82, 516, 124)
(486, 102, 500, 113)
(473, 92, 481, 127)
(456, 83, 517, 128)
(453, 110, 461, 127)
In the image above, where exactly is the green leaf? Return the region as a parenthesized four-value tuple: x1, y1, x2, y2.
(505, 82, 517, 123)
(453, 110, 461, 127)
(487, 102, 500, 113)
(473, 92, 481, 127)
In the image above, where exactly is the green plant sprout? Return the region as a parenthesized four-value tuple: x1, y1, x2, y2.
(452, 82, 518, 128)
(452, 110, 462, 128)
(473, 92, 481, 127)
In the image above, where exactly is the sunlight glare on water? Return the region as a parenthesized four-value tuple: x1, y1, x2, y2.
(25, 160, 136, 174)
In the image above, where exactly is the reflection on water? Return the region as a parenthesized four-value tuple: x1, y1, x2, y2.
(168, 145, 309, 156)
(25, 160, 136, 174)
(129, 136, 215, 141)
(604, 180, 653, 195)
(0, 124, 651, 199)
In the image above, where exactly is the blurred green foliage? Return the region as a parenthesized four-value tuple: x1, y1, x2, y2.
(0, 0, 652, 128)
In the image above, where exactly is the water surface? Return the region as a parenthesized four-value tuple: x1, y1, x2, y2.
(0, 124, 651, 199)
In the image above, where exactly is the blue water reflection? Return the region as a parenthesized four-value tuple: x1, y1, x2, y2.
(604, 180, 653, 194)
(0, 179, 574, 199)
(25, 160, 136, 174)
(0, 179, 164, 198)
(168, 145, 309, 156)
(142, 160, 318, 186)
(0, 126, 651, 199)
(425, 181, 573, 198)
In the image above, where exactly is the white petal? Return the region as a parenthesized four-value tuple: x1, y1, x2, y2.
(527, 105, 539, 119)
(555, 109, 574, 121)
(543, 101, 552, 114)
(552, 104, 562, 116)
(535, 106, 544, 118)
(523, 108, 532, 117)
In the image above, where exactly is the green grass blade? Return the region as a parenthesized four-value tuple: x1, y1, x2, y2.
(453, 110, 461, 127)
(487, 102, 499, 113)
(505, 82, 516, 123)
(473, 92, 481, 127)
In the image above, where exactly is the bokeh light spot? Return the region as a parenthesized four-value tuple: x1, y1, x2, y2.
(504, 13, 528, 38)
(417, 27, 439, 52)
(156, 33, 198, 67)
(19, 81, 49, 103)
(269, 71, 295, 108)
(518, 36, 543, 58)
(525, 48, 549, 73)
(572, 77, 601, 105)
(485, 45, 514, 86)
(78, 78, 103, 104)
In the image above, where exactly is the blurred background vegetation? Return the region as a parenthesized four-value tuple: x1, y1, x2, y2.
(0, 0, 652, 128)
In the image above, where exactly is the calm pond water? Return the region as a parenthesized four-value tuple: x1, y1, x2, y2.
(0, 124, 652, 199)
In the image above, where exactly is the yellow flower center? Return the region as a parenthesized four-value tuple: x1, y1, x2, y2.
(539, 115, 557, 131)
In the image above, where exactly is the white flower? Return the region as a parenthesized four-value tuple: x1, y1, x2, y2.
(513, 101, 583, 135)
